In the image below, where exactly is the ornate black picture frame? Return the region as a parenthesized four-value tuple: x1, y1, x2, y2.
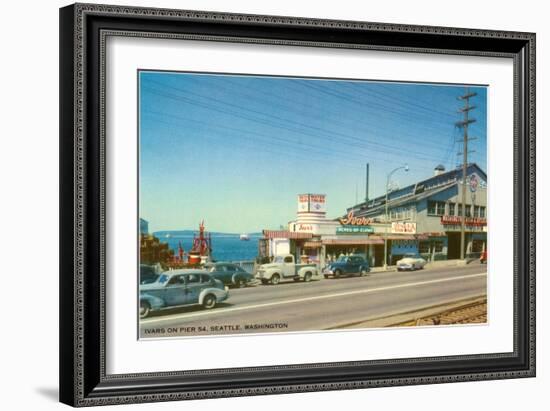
(59, 3, 535, 407)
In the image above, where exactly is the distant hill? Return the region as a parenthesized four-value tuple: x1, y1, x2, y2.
(152, 230, 262, 238)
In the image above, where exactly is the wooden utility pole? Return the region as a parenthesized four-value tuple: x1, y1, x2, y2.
(457, 88, 477, 260)
(365, 163, 370, 204)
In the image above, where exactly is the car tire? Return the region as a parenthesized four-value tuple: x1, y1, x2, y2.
(324, 275, 329, 279)
(334, 269, 342, 279)
(202, 294, 217, 309)
(260, 279, 269, 285)
(360, 268, 369, 277)
(271, 274, 280, 285)
(304, 272, 312, 282)
(140, 301, 150, 319)
(236, 278, 247, 288)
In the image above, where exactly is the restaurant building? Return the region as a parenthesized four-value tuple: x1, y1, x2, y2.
(259, 164, 487, 268)
(260, 194, 390, 268)
(346, 163, 488, 264)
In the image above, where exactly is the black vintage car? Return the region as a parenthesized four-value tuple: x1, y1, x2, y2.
(140, 264, 158, 285)
(322, 255, 370, 279)
(203, 262, 255, 288)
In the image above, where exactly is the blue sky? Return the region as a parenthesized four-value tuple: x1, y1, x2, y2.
(139, 71, 487, 233)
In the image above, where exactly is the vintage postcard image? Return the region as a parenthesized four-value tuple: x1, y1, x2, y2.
(138, 71, 488, 338)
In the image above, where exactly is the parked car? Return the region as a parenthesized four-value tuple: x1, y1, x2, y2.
(140, 264, 158, 285)
(480, 250, 488, 264)
(203, 262, 254, 288)
(139, 270, 229, 318)
(256, 254, 318, 285)
(396, 253, 427, 271)
(323, 255, 370, 279)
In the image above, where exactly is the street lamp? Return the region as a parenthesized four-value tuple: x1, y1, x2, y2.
(384, 164, 409, 270)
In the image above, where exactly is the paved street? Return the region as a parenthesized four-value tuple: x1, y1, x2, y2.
(140, 263, 487, 338)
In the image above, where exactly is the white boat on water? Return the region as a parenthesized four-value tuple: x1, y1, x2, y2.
(240, 234, 250, 241)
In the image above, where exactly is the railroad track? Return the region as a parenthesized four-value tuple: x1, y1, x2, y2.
(392, 298, 487, 327)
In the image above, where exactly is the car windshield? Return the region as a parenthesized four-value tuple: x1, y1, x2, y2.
(273, 256, 284, 263)
(336, 256, 348, 262)
(157, 274, 169, 284)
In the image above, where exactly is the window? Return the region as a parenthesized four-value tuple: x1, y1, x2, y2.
(186, 274, 200, 284)
(427, 200, 445, 216)
(472, 240, 485, 253)
(479, 206, 486, 218)
(433, 240, 444, 253)
(419, 241, 430, 254)
(225, 265, 236, 272)
(448, 202, 455, 216)
(168, 275, 184, 285)
(456, 204, 474, 217)
(389, 206, 413, 221)
(473, 206, 481, 217)
(284, 256, 293, 263)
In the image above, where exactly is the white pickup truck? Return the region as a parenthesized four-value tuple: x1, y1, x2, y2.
(256, 254, 319, 285)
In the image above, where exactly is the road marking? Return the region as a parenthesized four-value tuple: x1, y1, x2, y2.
(141, 272, 487, 325)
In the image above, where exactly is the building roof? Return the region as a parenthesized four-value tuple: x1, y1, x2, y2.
(262, 230, 313, 239)
(348, 163, 487, 218)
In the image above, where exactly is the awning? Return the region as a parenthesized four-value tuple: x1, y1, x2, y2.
(385, 235, 416, 240)
(323, 238, 384, 246)
(423, 232, 447, 238)
(262, 230, 313, 239)
(303, 241, 323, 248)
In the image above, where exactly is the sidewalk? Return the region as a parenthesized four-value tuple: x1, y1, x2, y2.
(369, 258, 482, 274)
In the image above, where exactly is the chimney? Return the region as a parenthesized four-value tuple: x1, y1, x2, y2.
(434, 164, 445, 176)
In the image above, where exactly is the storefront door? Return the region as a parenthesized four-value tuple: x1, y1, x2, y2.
(447, 232, 461, 259)
(373, 245, 384, 267)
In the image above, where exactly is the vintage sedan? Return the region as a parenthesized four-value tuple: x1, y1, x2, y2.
(396, 253, 427, 271)
(203, 262, 255, 288)
(139, 264, 158, 285)
(139, 269, 229, 319)
(323, 255, 370, 279)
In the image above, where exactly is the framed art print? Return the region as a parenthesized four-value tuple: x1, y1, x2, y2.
(59, 3, 535, 406)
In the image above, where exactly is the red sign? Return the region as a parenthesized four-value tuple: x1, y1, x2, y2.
(441, 216, 487, 226)
(391, 222, 416, 234)
(297, 194, 326, 213)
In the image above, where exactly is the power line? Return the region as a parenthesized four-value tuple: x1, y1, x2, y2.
(144, 80, 448, 158)
(142, 83, 452, 164)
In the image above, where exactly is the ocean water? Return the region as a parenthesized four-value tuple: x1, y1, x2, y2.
(162, 234, 260, 262)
